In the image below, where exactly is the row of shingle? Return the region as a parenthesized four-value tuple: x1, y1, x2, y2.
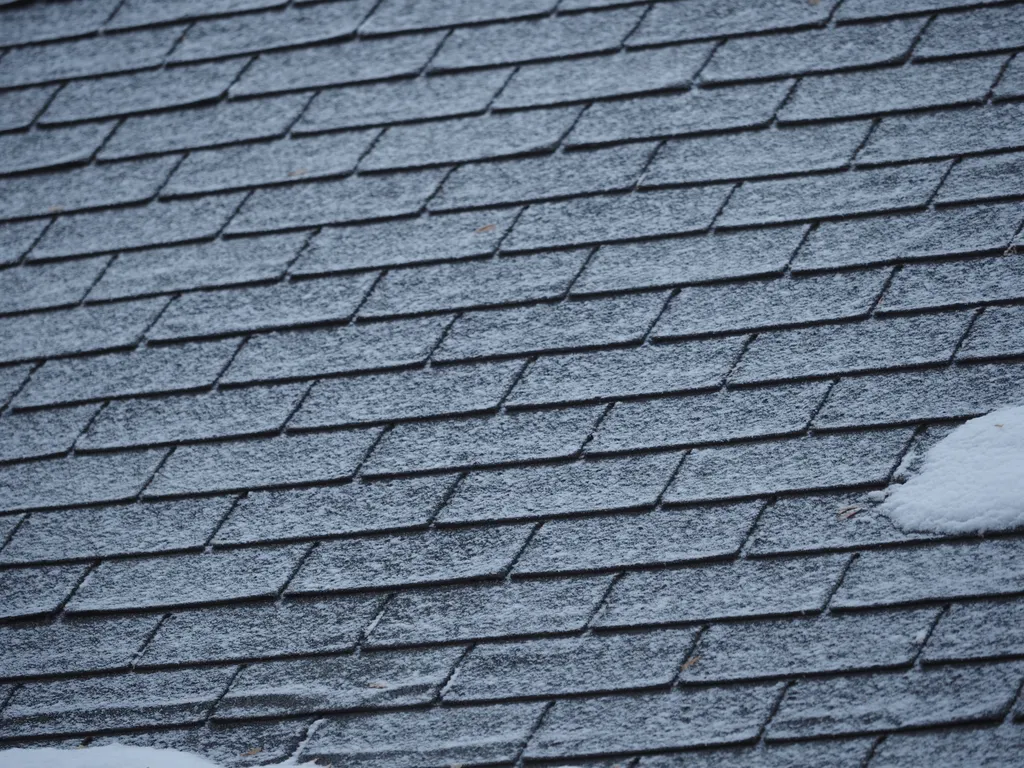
(5, 0, 1022, 87)
(1, 620, 1022, 756)
(6, 63, 1024, 188)
(7, 336, 1024, 464)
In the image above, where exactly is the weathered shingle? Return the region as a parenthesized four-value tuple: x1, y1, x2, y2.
(516, 502, 762, 576)
(630, 0, 837, 46)
(362, 0, 558, 33)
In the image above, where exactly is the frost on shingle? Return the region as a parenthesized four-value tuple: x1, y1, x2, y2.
(2, 0, 1023, 759)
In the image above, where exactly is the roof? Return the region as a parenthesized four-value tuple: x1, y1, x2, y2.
(0, 0, 1023, 765)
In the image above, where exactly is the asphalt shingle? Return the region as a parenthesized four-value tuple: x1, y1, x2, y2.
(3, 0, 1022, 760)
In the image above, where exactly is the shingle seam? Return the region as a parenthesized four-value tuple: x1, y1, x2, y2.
(129, 612, 171, 670)
(201, 494, 245, 549)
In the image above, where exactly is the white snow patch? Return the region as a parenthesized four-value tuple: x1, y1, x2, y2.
(0, 745, 222, 768)
(881, 405, 1024, 534)
(0, 744, 321, 768)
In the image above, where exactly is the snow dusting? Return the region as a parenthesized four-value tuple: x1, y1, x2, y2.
(880, 405, 1024, 534)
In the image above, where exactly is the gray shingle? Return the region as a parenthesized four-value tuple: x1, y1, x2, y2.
(361, 107, 579, 172)
(147, 429, 381, 496)
(515, 502, 763, 576)
(0, 364, 30, 406)
(505, 186, 731, 251)
(0, 615, 161, 680)
(0, 668, 236, 739)
(0, 256, 109, 314)
(294, 69, 510, 133)
(630, 0, 837, 46)
(0, 85, 57, 132)
(0, 219, 49, 266)
(367, 576, 613, 646)
(703, 18, 923, 84)
(361, 250, 585, 318)
(221, 316, 448, 384)
(871, 727, 1024, 768)
(996, 52, 1024, 99)
(226, 170, 444, 233)
(0, 0, 119, 46)
(833, 539, 1024, 610)
(837, 0, 1002, 21)
(289, 526, 531, 592)
(880, 254, 1024, 313)
(768, 663, 1023, 740)
(80, 384, 305, 450)
(916, 5, 1024, 59)
(0, 122, 114, 176)
(1, 497, 232, 565)
(655, 269, 889, 338)
(41, 61, 249, 125)
(924, 598, 1024, 664)
(0, 156, 178, 222)
(230, 33, 444, 97)
(90, 233, 306, 301)
(362, 406, 601, 475)
(506, 338, 743, 407)
(597, 554, 845, 628)
(303, 703, 546, 768)
(494, 43, 713, 110)
(139, 596, 384, 667)
(434, 293, 667, 361)
(0, 404, 98, 463)
(149, 273, 376, 341)
(170, 0, 376, 63)
(779, 57, 1005, 123)
(431, 7, 644, 70)
(0, 564, 89, 620)
(816, 362, 1024, 430)
(644, 122, 870, 186)
(107, 0, 287, 30)
(573, 226, 806, 295)
(67, 545, 307, 613)
(430, 143, 652, 212)
(959, 304, 1024, 361)
(438, 453, 680, 524)
(746, 492, 935, 557)
(0, 26, 183, 88)
(291, 361, 521, 429)
(165, 130, 378, 197)
(665, 429, 913, 504)
(99, 95, 310, 161)
(730, 313, 973, 385)
(447, 630, 695, 702)
(217, 646, 462, 719)
(13, 339, 240, 409)
(682, 609, 934, 683)
(214, 476, 454, 545)
(568, 81, 791, 146)
(640, 740, 874, 768)
(294, 208, 519, 274)
(937, 151, 1024, 204)
(858, 102, 1024, 164)
(0, 298, 167, 365)
(719, 162, 948, 227)
(363, 0, 558, 33)
(32, 195, 245, 260)
(525, 686, 783, 760)
(793, 202, 1024, 271)
(591, 382, 828, 454)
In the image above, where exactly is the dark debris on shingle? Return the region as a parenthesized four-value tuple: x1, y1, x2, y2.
(1, 0, 1023, 764)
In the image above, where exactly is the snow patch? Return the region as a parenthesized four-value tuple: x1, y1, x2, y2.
(0, 745, 222, 768)
(880, 405, 1024, 534)
(0, 744, 322, 768)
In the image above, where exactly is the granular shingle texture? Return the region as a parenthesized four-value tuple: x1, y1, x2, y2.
(1, 0, 1022, 764)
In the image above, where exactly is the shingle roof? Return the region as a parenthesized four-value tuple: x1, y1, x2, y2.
(0, 0, 1023, 765)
